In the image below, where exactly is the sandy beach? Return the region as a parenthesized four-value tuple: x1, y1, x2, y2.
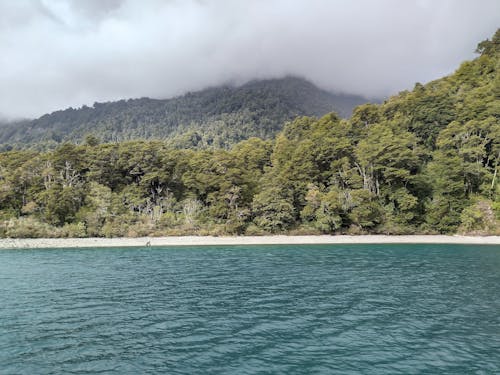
(0, 235, 499, 249)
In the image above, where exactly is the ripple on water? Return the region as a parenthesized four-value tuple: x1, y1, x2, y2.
(0, 244, 499, 374)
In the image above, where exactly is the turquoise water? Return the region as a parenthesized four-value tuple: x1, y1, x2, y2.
(1, 244, 499, 374)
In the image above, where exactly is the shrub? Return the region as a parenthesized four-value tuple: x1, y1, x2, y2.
(60, 222, 87, 238)
(459, 199, 499, 235)
(245, 223, 267, 236)
(3, 217, 55, 238)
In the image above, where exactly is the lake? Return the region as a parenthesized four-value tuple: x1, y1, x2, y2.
(1, 244, 499, 374)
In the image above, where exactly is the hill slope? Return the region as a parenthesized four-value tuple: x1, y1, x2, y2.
(0, 77, 368, 149)
(0, 30, 498, 237)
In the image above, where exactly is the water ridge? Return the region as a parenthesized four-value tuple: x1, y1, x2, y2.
(1, 244, 499, 374)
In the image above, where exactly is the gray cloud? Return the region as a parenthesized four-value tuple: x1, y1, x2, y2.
(0, 0, 498, 119)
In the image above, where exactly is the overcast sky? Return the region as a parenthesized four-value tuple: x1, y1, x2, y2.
(0, 0, 498, 119)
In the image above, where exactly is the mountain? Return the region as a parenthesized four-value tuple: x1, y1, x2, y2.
(0, 30, 498, 237)
(0, 76, 369, 150)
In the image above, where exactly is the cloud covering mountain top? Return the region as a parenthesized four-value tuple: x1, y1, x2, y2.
(0, 0, 498, 118)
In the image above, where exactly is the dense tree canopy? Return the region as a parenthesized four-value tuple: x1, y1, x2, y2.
(0, 77, 367, 151)
(0, 30, 498, 237)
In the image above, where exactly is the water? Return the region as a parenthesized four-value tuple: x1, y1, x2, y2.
(1, 244, 499, 374)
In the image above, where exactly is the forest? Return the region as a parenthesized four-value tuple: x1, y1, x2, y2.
(0, 30, 498, 238)
(0, 76, 366, 151)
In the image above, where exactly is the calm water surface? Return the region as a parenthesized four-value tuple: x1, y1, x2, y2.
(1, 244, 499, 374)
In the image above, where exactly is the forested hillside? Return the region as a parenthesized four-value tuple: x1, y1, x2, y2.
(0, 77, 367, 150)
(0, 30, 498, 237)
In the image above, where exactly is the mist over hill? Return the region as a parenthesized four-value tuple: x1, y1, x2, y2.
(0, 77, 369, 150)
(0, 30, 498, 237)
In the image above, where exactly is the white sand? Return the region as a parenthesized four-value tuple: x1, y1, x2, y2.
(0, 235, 498, 249)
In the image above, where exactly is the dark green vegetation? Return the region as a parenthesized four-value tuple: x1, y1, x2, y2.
(0, 77, 367, 150)
(0, 31, 498, 237)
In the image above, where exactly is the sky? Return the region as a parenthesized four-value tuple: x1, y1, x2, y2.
(0, 0, 498, 119)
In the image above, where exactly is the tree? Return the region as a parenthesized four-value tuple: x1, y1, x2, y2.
(252, 186, 295, 232)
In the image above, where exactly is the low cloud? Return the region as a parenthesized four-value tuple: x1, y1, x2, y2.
(0, 0, 498, 118)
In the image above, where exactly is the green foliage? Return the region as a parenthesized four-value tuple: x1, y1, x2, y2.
(0, 77, 367, 150)
(60, 222, 87, 238)
(252, 187, 295, 232)
(475, 29, 500, 57)
(0, 30, 497, 237)
(301, 185, 343, 232)
(347, 189, 384, 230)
(1, 217, 56, 238)
(459, 198, 499, 235)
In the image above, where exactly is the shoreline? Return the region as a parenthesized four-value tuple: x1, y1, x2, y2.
(0, 235, 499, 249)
